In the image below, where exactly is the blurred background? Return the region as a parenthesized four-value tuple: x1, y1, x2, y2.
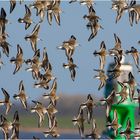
(0, 0, 140, 139)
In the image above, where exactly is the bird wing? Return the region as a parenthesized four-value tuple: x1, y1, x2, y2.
(1, 88, 10, 101)
(25, 4, 31, 17)
(17, 44, 23, 57)
(47, 12, 53, 25)
(53, 12, 60, 26)
(10, 0, 16, 13)
(32, 23, 40, 36)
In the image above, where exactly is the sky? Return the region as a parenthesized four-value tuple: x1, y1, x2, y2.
(0, 1, 140, 101)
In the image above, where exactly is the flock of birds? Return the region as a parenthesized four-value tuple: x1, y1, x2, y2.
(0, 0, 140, 139)
(0, 0, 62, 139)
(70, 0, 140, 139)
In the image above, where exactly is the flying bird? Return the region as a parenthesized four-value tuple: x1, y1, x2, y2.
(0, 8, 8, 33)
(86, 118, 101, 139)
(0, 31, 10, 57)
(43, 78, 59, 106)
(69, 0, 94, 8)
(127, 0, 140, 26)
(100, 89, 116, 118)
(109, 33, 124, 61)
(46, 102, 58, 128)
(41, 47, 49, 70)
(25, 23, 41, 52)
(124, 72, 137, 101)
(72, 108, 85, 138)
(106, 109, 121, 136)
(0, 115, 12, 139)
(87, 19, 103, 41)
(57, 35, 79, 60)
(31, 100, 48, 127)
(63, 57, 78, 81)
(93, 41, 107, 70)
(13, 80, 28, 110)
(18, 4, 33, 30)
(116, 81, 128, 104)
(111, 0, 128, 23)
(83, 6, 100, 24)
(120, 118, 135, 139)
(107, 57, 122, 80)
(80, 94, 95, 124)
(10, 44, 24, 75)
(47, 0, 61, 26)
(0, 88, 12, 115)
(44, 116, 60, 138)
(11, 111, 20, 139)
(126, 46, 139, 69)
(94, 69, 108, 91)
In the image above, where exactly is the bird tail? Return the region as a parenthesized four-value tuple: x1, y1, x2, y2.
(10, 57, 16, 64)
(44, 132, 50, 138)
(25, 67, 32, 72)
(100, 99, 106, 105)
(13, 94, 18, 99)
(93, 50, 99, 56)
(43, 94, 49, 99)
(25, 59, 32, 65)
(63, 63, 69, 69)
(0, 101, 4, 106)
(72, 117, 77, 126)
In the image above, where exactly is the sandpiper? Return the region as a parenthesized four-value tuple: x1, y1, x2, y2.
(80, 94, 95, 124)
(25, 50, 41, 80)
(43, 78, 59, 106)
(13, 80, 28, 110)
(126, 46, 139, 69)
(120, 118, 135, 139)
(108, 57, 122, 80)
(46, 102, 58, 128)
(18, 5, 33, 30)
(0, 31, 10, 57)
(100, 89, 116, 118)
(0, 8, 8, 33)
(116, 81, 128, 104)
(127, 0, 140, 25)
(93, 41, 107, 70)
(106, 109, 121, 136)
(94, 69, 108, 91)
(63, 57, 78, 81)
(72, 108, 85, 138)
(0, 88, 12, 115)
(83, 6, 100, 24)
(29, 1, 47, 22)
(57, 35, 78, 60)
(10, 44, 24, 75)
(11, 111, 20, 139)
(87, 20, 103, 41)
(111, 0, 128, 23)
(47, 0, 61, 26)
(43, 116, 60, 138)
(38, 62, 54, 84)
(86, 118, 101, 139)
(109, 34, 124, 61)
(31, 100, 47, 127)
(0, 115, 12, 140)
(25, 23, 41, 52)
(124, 72, 137, 101)
(41, 47, 49, 70)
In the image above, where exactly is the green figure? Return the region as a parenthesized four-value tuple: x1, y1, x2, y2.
(104, 63, 138, 139)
